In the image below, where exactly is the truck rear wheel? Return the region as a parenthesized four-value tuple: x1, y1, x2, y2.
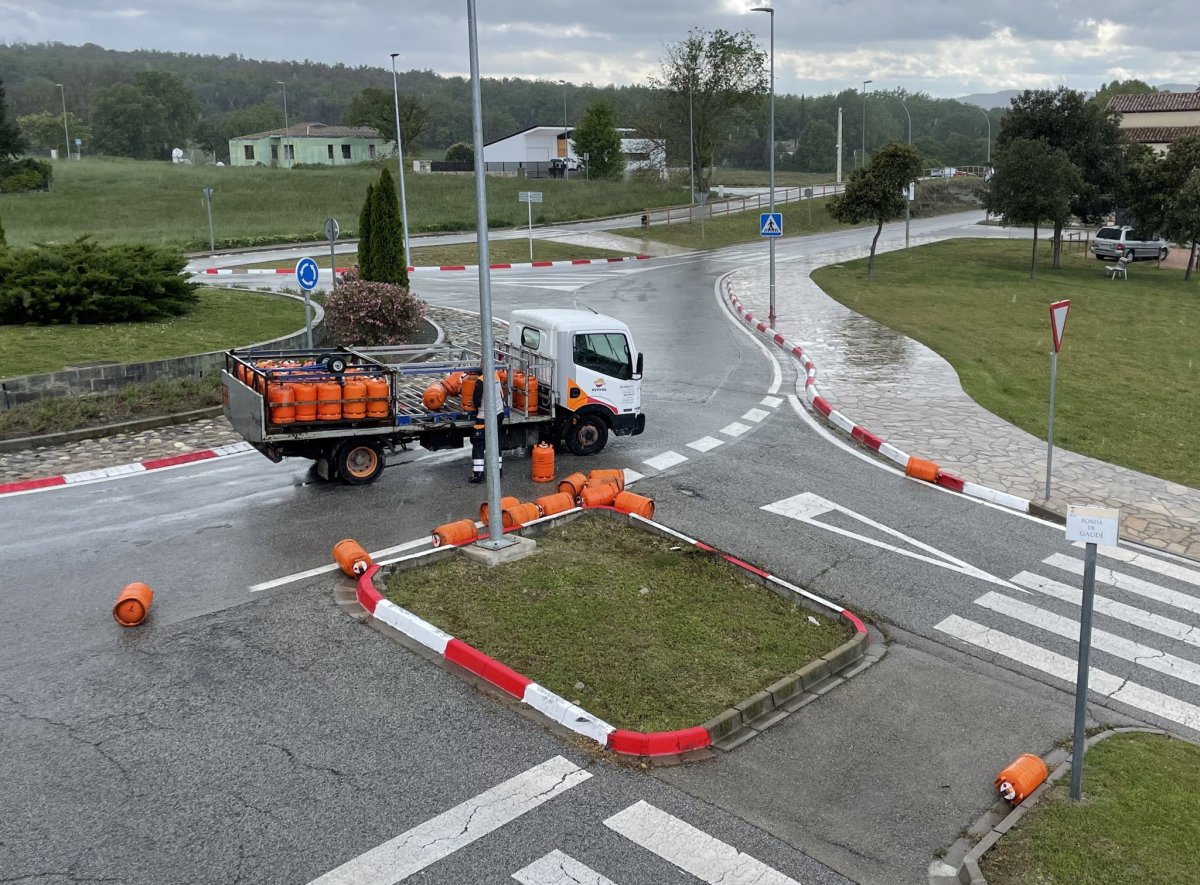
(336, 440, 385, 484)
(564, 414, 608, 456)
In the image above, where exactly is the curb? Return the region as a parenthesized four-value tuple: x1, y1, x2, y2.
(193, 255, 653, 276)
(722, 277, 1034, 516)
(928, 727, 1177, 885)
(0, 407, 225, 454)
(346, 505, 874, 761)
(0, 441, 254, 497)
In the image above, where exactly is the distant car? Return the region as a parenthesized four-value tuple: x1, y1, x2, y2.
(1089, 226, 1170, 261)
(550, 157, 583, 171)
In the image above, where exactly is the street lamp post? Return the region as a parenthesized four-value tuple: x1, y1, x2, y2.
(389, 53, 413, 272)
(688, 76, 695, 208)
(559, 79, 569, 179)
(276, 81, 289, 168)
(861, 79, 873, 167)
(900, 96, 912, 248)
(751, 4, 776, 329)
(975, 105, 992, 166)
(55, 84, 70, 161)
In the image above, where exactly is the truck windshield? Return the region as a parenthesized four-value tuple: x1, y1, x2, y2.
(573, 333, 632, 380)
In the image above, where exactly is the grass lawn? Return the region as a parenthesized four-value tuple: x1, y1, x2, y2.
(0, 288, 305, 377)
(811, 239, 1200, 489)
(980, 733, 1200, 884)
(234, 239, 631, 271)
(709, 169, 836, 188)
(0, 157, 683, 250)
(384, 517, 851, 732)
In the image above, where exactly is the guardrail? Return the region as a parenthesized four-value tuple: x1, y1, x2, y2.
(651, 183, 844, 227)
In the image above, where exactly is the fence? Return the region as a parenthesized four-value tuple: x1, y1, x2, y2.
(649, 183, 844, 227)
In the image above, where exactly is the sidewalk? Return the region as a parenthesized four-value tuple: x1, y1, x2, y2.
(726, 228, 1200, 559)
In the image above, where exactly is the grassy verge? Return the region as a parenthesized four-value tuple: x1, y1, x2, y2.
(980, 733, 1200, 884)
(234, 239, 631, 271)
(384, 517, 851, 732)
(0, 288, 305, 377)
(0, 157, 684, 249)
(811, 238, 1200, 488)
(709, 169, 836, 187)
(0, 375, 221, 440)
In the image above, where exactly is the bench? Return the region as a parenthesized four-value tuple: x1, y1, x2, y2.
(1105, 254, 1132, 280)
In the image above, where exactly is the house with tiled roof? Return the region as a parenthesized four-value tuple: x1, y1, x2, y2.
(1107, 90, 1200, 154)
(228, 123, 390, 167)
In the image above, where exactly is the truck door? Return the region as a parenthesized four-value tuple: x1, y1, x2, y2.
(569, 331, 641, 416)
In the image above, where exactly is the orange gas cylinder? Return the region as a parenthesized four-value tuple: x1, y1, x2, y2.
(905, 456, 940, 482)
(317, 380, 343, 421)
(996, 754, 1048, 804)
(113, 582, 154, 627)
(342, 379, 367, 420)
(587, 469, 626, 492)
(534, 492, 575, 517)
(432, 519, 479, 548)
(443, 371, 466, 395)
(460, 374, 478, 411)
(235, 363, 247, 384)
(502, 502, 542, 528)
(614, 491, 655, 520)
(365, 377, 390, 418)
(292, 382, 318, 422)
(268, 383, 296, 425)
(332, 538, 373, 576)
(531, 442, 555, 482)
(578, 482, 620, 508)
(423, 381, 448, 410)
(558, 472, 587, 498)
(512, 372, 539, 414)
(480, 495, 521, 524)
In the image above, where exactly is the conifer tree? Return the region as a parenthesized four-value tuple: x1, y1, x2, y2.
(370, 167, 408, 286)
(356, 180, 376, 280)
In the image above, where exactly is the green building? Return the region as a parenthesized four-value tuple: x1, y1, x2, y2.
(228, 123, 390, 167)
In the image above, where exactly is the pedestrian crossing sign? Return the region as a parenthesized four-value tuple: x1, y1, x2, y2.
(759, 212, 783, 237)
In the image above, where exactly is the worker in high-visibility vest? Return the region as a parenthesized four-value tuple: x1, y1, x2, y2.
(468, 368, 506, 484)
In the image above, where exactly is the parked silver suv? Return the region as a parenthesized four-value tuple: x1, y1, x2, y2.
(1090, 225, 1170, 261)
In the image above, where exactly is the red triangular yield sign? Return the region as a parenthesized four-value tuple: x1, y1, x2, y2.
(1049, 300, 1070, 353)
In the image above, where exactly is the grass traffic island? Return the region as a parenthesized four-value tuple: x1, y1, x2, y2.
(232, 239, 632, 272)
(811, 238, 1200, 489)
(383, 517, 852, 733)
(980, 732, 1200, 884)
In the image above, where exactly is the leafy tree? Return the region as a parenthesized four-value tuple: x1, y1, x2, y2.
(134, 71, 201, 152)
(1170, 170, 1200, 281)
(194, 104, 283, 163)
(445, 141, 474, 164)
(571, 101, 624, 180)
(18, 110, 90, 156)
(985, 138, 1082, 279)
(342, 87, 430, 150)
(1159, 136, 1200, 280)
(0, 78, 27, 159)
(997, 88, 1124, 268)
(368, 167, 408, 286)
(92, 72, 200, 160)
(0, 213, 6, 251)
(357, 179, 377, 280)
(1090, 79, 1157, 110)
(788, 119, 837, 173)
(651, 28, 767, 192)
(827, 142, 922, 275)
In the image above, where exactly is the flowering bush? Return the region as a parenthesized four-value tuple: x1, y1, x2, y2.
(322, 274, 426, 346)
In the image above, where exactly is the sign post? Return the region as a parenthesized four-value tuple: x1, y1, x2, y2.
(1046, 300, 1071, 499)
(294, 257, 320, 349)
(518, 191, 543, 261)
(324, 218, 340, 291)
(804, 187, 814, 226)
(201, 187, 215, 254)
(1064, 503, 1120, 800)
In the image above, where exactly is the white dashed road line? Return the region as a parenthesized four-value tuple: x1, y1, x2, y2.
(642, 451, 689, 472)
(687, 437, 725, 453)
(720, 422, 752, 438)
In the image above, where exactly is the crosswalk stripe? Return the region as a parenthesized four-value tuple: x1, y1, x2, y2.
(512, 850, 619, 885)
(1011, 571, 1200, 649)
(720, 422, 752, 437)
(687, 436, 725, 453)
(1078, 543, 1200, 588)
(974, 591, 1200, 688)
(935, 615, 1200, 732)
(643, 451, 688, 471)
(1044, 553, 1200, 616)
(742, 408, 770, 423)
(307, 756, 590, 885)
(760, 396, 784, 408)
(604, 800, 800, 885)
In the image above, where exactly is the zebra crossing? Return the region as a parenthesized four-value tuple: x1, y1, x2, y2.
(935, 543, 1200, 735)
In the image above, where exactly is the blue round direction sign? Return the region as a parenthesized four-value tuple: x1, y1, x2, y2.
(295, 257, 320, 291)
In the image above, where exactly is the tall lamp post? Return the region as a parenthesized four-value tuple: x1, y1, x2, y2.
(975, 105, 992, 166)
(899, 96, 912, 248)
(276, 81, 290, 168)
(389, 53, 413, 271)
(688, 75, 695, 207)
(55, 83, 70, 161)
(559, 79, 569, 179)
(861, 79, 873, 167)
(751, 4, 776, 329)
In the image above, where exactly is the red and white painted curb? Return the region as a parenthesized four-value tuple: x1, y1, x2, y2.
(723, 278, 1032, 514)
(191, 255, 652, 276)
(351, 506, 867, 758)
(0, 442, 254, 497)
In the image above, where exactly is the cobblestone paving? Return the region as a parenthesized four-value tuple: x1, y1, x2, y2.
(729, 236, 1200, 558)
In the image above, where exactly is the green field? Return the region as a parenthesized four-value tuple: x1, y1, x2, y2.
(811, 239, 1200, 488)
(981, 733, 1200, 884)
(235, 239, 629, 271)
(0, 157, 684, 250)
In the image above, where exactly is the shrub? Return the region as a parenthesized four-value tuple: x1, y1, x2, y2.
(0, 238, 198, 324)
(0, 157, 52, 193)
(445, 141, 474, 165)
(322, 274, 426, 346)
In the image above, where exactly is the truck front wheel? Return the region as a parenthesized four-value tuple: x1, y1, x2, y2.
(336, 440, 385, 484)
(564, 414, 608, 456)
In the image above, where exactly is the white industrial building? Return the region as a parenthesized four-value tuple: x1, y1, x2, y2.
(482, 126, 666, 178)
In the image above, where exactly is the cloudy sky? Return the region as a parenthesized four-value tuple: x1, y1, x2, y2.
(2, 0, 1198, 98)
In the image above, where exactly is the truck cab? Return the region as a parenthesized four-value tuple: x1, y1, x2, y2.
(507, 309, 646, 455)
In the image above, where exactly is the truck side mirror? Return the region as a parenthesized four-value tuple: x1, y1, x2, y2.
(633, 352, 644, 380)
